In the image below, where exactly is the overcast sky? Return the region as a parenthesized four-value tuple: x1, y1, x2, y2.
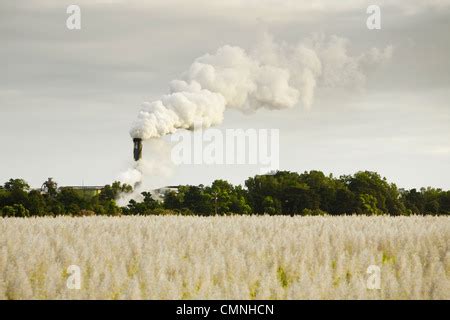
(1, 0, 449, 189)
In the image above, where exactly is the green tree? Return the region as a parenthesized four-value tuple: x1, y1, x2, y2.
(125, 192, 161, 215)
(262, 196, 282, 215)
(41, 178, 58, 198)
(343, 171, 405, 215)
(3, 178, 30, 207)
(228, 185, 252, 215)
(14, 204, 30, 217)
(1, 204, 30, 217)
(99, 181, 132, 202)
(439, 191, 450, 214)
(1, 206, 16, 217)
(163, 191, 182, 210)
(27, 190, 47, 216)
(358, 194, 381, 215)
(4, 179, 30, 192)
(183, 186, 212, 215)
(57, 188, 85, 214)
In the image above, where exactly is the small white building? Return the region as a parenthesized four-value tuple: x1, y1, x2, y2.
(152, 186, 180, 201)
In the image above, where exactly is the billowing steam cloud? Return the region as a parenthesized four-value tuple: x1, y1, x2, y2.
(117, 139, 174, 205)
(130, 34, 392, 140)
(119, 34, 392, 199)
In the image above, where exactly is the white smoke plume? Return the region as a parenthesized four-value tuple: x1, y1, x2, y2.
(117, 165, 142, 187)
(119, 34, 392, 202)
(130, 34, 393, 140)
(117, 139, 174, 206)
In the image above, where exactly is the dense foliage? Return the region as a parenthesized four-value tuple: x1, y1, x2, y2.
(0, 179, 130, 217)
(1, 171, 449, 217)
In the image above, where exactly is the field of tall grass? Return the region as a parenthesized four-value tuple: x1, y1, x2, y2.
(0, 215, 449, 299)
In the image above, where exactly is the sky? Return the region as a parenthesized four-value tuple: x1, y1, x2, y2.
(1, 0, 450, 190)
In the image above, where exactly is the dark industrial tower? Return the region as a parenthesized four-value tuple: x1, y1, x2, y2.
(133, 138, 143, 161)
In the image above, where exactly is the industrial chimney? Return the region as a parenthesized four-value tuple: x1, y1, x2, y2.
(133, 138, 142, 161)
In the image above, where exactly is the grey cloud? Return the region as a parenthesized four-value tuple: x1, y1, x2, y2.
(0, 1, 449, 189)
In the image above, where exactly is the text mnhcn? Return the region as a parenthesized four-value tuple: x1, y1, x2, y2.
(176, 304, 274, 317)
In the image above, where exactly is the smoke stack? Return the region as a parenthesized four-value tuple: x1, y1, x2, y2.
(133, 138, 142, 161)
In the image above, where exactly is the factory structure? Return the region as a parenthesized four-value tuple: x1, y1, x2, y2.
(58, 185, 104, 196)
(38, 182, 178, 202)
(152, 186, 180, 201)
(133, 138, 143, 161)
(30, 138, 174, 202)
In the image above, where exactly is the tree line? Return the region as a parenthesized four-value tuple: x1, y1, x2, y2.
(1, 171, 449, 217)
